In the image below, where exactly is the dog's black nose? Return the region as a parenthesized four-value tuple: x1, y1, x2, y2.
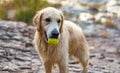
(51, 28, 59, 38)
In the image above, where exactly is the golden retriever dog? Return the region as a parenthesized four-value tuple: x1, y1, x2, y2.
(33, 7, 89, 73)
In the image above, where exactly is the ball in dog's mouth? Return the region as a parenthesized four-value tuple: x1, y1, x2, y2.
(48, 38, 59, 45)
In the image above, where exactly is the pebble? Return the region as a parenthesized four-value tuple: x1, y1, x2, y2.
(106, 57, 114, 62)
(19, 66, 31, 69)
(15, 56, 31, 61)
(0, 35, 9, 40)
(12, 35, 24, 41)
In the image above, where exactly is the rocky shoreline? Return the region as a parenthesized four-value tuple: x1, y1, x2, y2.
(0, 20, 120, 73)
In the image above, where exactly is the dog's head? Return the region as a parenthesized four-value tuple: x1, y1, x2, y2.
(33, 7, 64, 42)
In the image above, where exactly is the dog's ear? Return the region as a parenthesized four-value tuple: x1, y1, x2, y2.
(33, 11, 43, 31)
(60, 12, 64, 33)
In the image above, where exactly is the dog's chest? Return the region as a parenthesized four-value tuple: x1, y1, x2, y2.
(40, 46, 61, 61)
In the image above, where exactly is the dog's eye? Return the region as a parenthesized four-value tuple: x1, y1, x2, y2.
(57, 19, 61, 23)
(45, 18, 51, 22)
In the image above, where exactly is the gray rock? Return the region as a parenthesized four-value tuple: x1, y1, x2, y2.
(0, 35, 9, 40)
(12, 35, 24, 41)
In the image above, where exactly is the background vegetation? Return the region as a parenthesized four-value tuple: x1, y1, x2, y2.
(0, 0, 61, 24)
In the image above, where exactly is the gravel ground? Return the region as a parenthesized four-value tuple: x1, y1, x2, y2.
(0, 19, 120, 73)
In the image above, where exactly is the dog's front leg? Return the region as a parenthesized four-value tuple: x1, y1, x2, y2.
(44, 61, 52, 73)
(57, 57, 68, 73)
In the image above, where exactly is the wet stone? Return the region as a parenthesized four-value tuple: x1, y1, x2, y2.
(19, 66, 31, 70)
(14, 56, 31, 61)
(6, 32, 16, 37)
(0, 49, 6, 55)
(106, 58, 114, 62)
(25, 42, 33, 47)
(0, 30, 6, 36)
(0, 35, 10, 40)
(12, 35, 24, 41)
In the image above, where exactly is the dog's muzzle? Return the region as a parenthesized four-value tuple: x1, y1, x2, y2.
(45, 28, 59, 42)
(50, 28, 59, 38)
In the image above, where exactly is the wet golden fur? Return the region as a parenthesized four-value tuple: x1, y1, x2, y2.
(33, 7, 89, 73)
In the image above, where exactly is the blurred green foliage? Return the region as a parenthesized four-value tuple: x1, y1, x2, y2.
(0, 0, 61, 24)
(0, 8, 7, 19)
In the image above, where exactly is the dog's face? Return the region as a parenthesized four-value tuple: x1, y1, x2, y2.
(33, 7, 64, 41)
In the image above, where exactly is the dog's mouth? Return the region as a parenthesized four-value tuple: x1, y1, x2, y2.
(44, 28, 60, 42)
(44, 31, 59, 45)
(44, 31, 48, 42)
(45, 31, 59, 39)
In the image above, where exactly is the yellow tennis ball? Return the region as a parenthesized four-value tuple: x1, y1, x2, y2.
(48, 38, 59, 45)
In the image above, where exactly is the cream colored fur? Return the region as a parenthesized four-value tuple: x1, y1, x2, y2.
(33, 7, 89, 73)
